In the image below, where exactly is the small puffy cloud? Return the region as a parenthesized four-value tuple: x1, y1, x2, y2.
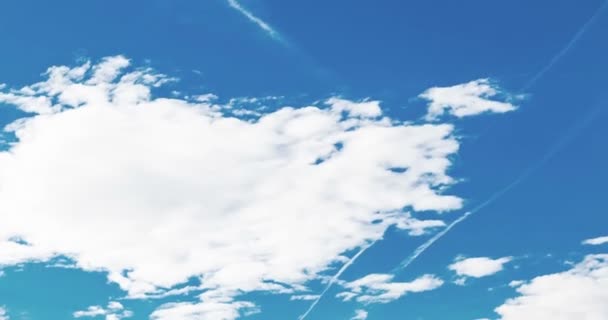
(289, 294, 320, 301)
(0, 307, 8, 320)
(420, 79, 517, 120)
(583, 236, 608, 246)
(453, 277, 467, 286)
(508, 280, 525, 288)
(73, 301, 132, 320)
(351, 309, 368, 320)
(337, 273, 443, 304)
(394, 214, 446, 236)
(495, 254, 608, 320)
(449, 256, 513, 280)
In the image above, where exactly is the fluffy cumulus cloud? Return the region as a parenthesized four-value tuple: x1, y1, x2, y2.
(495, 254, 608, 320)
(0, 57, 513, 319)
(449, 256, 512, 282)
(74, 302, 132, 320)
(420, 78, 518, 120)
(336, 273, 444, 304)
(0, 307, 8, 320)
(583, 236, 608, 246)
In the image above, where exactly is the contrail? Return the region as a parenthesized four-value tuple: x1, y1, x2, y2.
(394, 99, 605, 274)
(225, 0, 346, 85)
(298, 241, 377, 320)
(392, 212, 472, 273)
(521, 0, 608, 91)
(226, 0, 285, 44)
(391, 1, 608, 274)
(297, 3, 607, 318)
(299, 100, 605, 318)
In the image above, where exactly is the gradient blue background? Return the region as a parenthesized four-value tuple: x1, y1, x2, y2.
(0, 0, 607, 319)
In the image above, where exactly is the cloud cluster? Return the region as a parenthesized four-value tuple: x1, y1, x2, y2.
(0, 307, 8, 320)
(420, 79, 517, 120)
(337, 273, 444, 304)
(74, 302, 132, 320)
(495, 254, 608, 320)
(0, 56, 480, 319)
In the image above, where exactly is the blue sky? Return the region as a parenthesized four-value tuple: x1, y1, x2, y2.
(0, 1, 607, 320)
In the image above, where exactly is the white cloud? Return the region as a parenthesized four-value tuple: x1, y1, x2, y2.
(583, 236, 608, 246)
(0, 57, 502, 319)
(351, 309, 368, 320)
(73, 301, 132, 320)
(326, 98, 382, 118)
(453, 277, 467, 286)
(0, 307, 8, 320)
(0, 239, 55, 267)
(337, 273, 444, 304)
(74, 306, 106, 318)
(420, 78, 517, 120)
(495, 254, 608, 320)
(395, 214, 446, 236)
(151, 300, 259, 320)
(449, 256, 512, 280)
(290, 294, 320, 301)
(508, 280, 525, 288)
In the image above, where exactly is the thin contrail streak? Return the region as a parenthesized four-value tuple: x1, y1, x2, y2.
(392, 212, 472, 273)
(298, 241, 377, 320)
(225, 0, 346, 85)
(226, 0, 285, 44)
(394, 99, 605, 274)
(297, 3, 606, 318)
(391, 1, 608, 275)
(521, 0, 608, 91)
(298, 101, 604, 319)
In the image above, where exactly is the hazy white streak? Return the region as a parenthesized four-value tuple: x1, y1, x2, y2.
(226, 0, 283, 42)
(298, 241, 376, 320)
(394, 212, 472, 272)
(394, 100, 605, 274)
(522, 0, 608, 90)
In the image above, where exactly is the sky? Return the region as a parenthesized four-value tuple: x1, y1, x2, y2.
(0, 1, 607, 320)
